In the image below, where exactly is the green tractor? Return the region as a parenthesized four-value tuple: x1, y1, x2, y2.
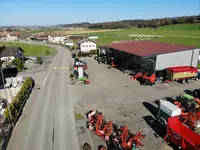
(177, 94, 196, 112)
(94, 53, 109, 64)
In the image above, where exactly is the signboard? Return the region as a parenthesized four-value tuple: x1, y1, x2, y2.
(78, 67, 83, 78)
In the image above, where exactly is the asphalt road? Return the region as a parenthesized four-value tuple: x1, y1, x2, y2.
(7, 43, 79, 150)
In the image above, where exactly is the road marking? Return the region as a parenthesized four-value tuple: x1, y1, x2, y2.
(51, 66, 68, 70)
(43, 69, 51, 86)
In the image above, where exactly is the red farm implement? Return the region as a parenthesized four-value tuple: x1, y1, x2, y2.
(165, 116, 200, 150)
(86, 110, 145, 150)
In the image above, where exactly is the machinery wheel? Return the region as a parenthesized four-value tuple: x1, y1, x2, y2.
(186, 78, 191, 83)
(182, 79, 186, 84)
(193, 90, 198, 98)
(158, 118, 166, 126)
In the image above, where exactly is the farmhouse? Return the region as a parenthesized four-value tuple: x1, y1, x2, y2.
(34, 35, 49, 41)
(6, 34, 18, 41)
(100, 40, 199, 78)
(48, 35, 66, 43)
(69, 35, 88, 41)
(78, 39, 96, 53)
(0, 46, 24, 62)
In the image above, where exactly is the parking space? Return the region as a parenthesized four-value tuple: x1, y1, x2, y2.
(72, 57, 200, 150)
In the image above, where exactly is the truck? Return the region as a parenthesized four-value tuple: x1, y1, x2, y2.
(165, 66, 198, 83)
(157, 99, 182, 126)
(165, 116, 200, 150)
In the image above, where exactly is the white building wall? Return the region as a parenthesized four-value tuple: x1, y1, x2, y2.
(48, 35, 66, 43)
(65, 43, 74, 46)
(80, 41, 96, 52)
(192, 49, 200, 66)
(155, 49, 199, 70)
(1, 56, 15, 62)
(6, 34, 17, 41)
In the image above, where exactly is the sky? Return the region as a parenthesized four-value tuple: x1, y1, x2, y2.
(0, 0, 199, 26)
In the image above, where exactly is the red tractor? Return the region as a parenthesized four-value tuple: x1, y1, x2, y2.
(130, 72, 156, 85)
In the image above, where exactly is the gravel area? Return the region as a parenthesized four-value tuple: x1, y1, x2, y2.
(72, 57, 200, 150)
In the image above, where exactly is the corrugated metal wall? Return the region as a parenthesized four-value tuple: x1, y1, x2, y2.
(191, 49, 200, 67)
(155, 49, 199, 71)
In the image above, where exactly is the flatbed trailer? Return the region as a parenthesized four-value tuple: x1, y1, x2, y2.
(165, 116, 200, 150)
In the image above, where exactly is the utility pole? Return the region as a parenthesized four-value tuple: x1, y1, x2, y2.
(0, 68, 14, 127)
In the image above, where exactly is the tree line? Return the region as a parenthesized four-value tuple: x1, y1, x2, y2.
(60, 15, 200, 29)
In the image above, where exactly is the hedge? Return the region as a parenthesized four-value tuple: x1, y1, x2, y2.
(4, 77, 34, 122)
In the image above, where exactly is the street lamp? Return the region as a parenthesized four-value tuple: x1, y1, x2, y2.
(0, 68, 14, 127)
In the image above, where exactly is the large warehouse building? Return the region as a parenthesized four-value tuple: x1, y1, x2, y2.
(100, 40, 199, 78)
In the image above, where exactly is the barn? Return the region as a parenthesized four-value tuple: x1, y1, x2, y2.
(100, 40, 199, 78)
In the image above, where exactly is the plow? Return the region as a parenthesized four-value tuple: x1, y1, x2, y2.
(86, 110, 145, 150)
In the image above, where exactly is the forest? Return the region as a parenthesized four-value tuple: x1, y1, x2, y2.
(60, 15, 200, 29)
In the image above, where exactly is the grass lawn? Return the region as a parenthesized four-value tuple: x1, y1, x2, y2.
(0, 42, 56, 56)
(74, 23, 200, 47)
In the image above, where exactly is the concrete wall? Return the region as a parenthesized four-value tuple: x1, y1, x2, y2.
(155, 49, 199, 70)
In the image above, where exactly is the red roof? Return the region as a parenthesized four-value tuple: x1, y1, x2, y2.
(104, 41, 194, 57)
(167, 66, 197, 73)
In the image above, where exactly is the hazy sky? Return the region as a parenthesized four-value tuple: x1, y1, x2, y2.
(0, 0, 199, 26)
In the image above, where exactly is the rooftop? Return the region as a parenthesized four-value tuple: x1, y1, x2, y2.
(104, 40, 195, 57)
(0, 46, 24, 57)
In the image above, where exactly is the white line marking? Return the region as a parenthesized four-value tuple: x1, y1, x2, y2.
(42, 69, 51, 86)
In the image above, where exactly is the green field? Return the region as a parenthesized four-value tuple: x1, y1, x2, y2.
(0, 42, 56, 56)
(77, 23, 200, 47)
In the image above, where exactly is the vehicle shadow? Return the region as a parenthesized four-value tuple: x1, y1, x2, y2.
(143, 102, 158, 117)
(143, 102, 180, 150)
(143, 115, 166, 138)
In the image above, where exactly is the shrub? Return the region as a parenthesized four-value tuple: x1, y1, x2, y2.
(4, 103, 18, 121)
(12, 58, 24, 72)
(4, 77, 34, 121)
(70, 73, 75, 79)
(36, 57, 43, 65)
(44, 49, 51, 55)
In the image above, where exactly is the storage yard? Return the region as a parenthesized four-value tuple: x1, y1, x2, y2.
(71, 50, 200, 150)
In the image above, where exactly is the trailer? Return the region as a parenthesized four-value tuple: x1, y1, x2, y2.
(157, 99, 182, 126)
(165, 116, 200, 150)
(166, 66, 198, 83)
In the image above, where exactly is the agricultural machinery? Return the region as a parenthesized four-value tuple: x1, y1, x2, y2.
(130, 72, 156, 85)
(86, 110, 145, 150)
(94, 53, 110, 64)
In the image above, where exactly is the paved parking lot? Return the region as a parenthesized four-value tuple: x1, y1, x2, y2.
(72, 57, 200, 150)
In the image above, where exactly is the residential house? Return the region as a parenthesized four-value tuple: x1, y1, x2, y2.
(34, 35, 49, 41)
(6, 33, 18, 41)
(63, 39, 74, 46)
(78, 39, 96, 53)
(0, 46, 24, 62)
(69, 35, 88, 42)
(48, 35, 66, 43)
(17, 34, 31, 40)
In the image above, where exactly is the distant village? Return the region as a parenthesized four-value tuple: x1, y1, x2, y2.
(0, 32, 98, 52)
